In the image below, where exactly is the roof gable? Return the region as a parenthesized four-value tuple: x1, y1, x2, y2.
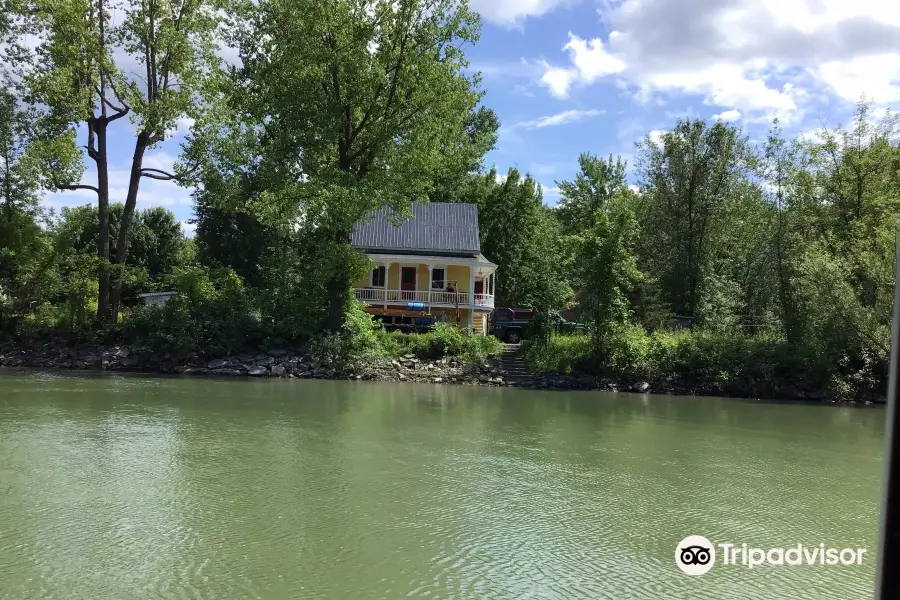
(351, 203, 481, 254)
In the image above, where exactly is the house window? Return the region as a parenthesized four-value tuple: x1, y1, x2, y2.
(371, 266, 386, 287)
(431, 268, 446, 289)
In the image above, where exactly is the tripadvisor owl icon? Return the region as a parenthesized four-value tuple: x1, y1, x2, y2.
(676, 535, 716, 575)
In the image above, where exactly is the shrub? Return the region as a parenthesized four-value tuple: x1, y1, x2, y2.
(523, 327, 834, 398)
(123, 266, 261, 357)
(373, 323, 503, 364)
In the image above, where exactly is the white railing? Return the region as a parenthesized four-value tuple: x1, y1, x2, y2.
(473, 293, 495, 308)
(354, 288, 494, 308)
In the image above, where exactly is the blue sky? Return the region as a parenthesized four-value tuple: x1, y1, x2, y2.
(42, 0, 900, 234)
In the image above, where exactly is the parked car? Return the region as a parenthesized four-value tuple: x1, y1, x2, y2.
(488, 307, 584, 343)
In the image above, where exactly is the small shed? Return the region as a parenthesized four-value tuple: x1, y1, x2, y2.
(138, 291, 176, 307)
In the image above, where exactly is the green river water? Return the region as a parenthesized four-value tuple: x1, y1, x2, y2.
(0, 370, 886, 599)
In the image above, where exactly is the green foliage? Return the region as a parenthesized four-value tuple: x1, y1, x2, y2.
(524, 329, 833, 399)
(305, 305, 503, 368)
(459, 168, 571, 310)
(562, 155, 644, 352)
(187, 0, 494, 330)
(376, 324, 503, 364)
(124, 266, 260, 357)
(53, 203, 186, 284)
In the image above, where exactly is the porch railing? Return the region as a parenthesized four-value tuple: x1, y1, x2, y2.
(354, 288, 494, 308)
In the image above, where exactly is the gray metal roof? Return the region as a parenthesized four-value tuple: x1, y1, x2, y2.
(351, 203, 481, 254)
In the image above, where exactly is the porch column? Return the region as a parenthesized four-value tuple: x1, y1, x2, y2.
(468, 268, 475, 332)
(427, 263, 433, 305)
(385, 262, 394, 308)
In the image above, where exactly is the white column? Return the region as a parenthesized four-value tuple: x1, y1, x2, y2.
(468, 268, 475, 332)
(427, 263, 433, 306)
(385, 262, 394, 308)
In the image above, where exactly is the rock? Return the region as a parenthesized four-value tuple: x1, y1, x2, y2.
(404, 354, 414, 359)
(271, 365, 285, 376)
(120, 357, 139, 368)
(215, 368, 243, 376)
(398, 373, 407, 380)
(433, 377, 443, 383)
(115, 347, 131, 358)
(634, 381, 650, 393)
(248, 366, 268, 376)
(208, 358, 229, 369)
(268, 348, 288, 357)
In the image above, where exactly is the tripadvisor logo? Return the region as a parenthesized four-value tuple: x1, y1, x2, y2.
(676, 535, 716, 576)
(675, 535, 868, 576)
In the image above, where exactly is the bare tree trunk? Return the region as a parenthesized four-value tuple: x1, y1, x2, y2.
(109, 131, 150, 323)
(96, 121, 111, 321)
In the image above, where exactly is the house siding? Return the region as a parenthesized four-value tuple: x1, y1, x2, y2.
(446, 265, 470, 293)
(357, 261, 475, 295)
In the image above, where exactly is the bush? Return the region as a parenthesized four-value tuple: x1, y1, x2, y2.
(367, 323, 502, 364)
(303, 306, 503, 368)
(123, 266, 261, 358)
(523, 327, 834, 398)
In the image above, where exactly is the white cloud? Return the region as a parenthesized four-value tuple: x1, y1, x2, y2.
(470, 0, 579, 28)
(495, 173, 508, 184)
(515, 108, 605, 130)
(539, 33, 625, 98)
(713, 109, 743, 122)
(648, 130, 666, 147)
(813, 54, 900, 104)
(533, 0, 900, 122)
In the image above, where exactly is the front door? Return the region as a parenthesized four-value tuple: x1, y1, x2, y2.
(401, 267, 417, 300)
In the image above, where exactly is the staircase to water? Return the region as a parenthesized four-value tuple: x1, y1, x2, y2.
(501, 344, 532, 386)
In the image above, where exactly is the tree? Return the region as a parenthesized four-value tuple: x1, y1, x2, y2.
(558, 156, 643, 352)
(188, 0, 492, 331)
(555, 153, 628, 236)
(635, 119, 753, 321)
(53, 203, 185, 283)
(0, 83, 79, 328)
(15, 0, 220, 322)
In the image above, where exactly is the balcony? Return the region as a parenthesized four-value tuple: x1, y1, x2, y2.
(354, 288, 495, 309)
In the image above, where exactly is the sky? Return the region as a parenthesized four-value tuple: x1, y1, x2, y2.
(41, 0, 900, 235)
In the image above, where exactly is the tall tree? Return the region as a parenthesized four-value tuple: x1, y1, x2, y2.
(555, 153, 628, 236)
(635, 119, 753, 320)
(189, 0, 492, 331)
(14, 0, 220, 322)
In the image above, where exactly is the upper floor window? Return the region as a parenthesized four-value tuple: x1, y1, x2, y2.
(371, 266, 386, 287)
(431, 268, 446, 290)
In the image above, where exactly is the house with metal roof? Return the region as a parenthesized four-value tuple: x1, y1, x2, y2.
(351, 203, 497, 335)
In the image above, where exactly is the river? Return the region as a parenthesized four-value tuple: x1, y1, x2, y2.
(0, 370, 885, 599)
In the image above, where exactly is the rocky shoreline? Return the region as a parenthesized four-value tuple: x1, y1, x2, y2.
(0, 341, 650, 391)
(0, 342, 877, 404)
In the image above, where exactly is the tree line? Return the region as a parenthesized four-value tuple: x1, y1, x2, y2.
(1, 0, 897, 398)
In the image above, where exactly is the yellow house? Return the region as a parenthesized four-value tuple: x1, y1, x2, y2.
(351, 203, 497, 335)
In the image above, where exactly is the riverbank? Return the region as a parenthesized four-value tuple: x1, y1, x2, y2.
(0, 342, 511, 386)
(0, 341, 879, 405)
